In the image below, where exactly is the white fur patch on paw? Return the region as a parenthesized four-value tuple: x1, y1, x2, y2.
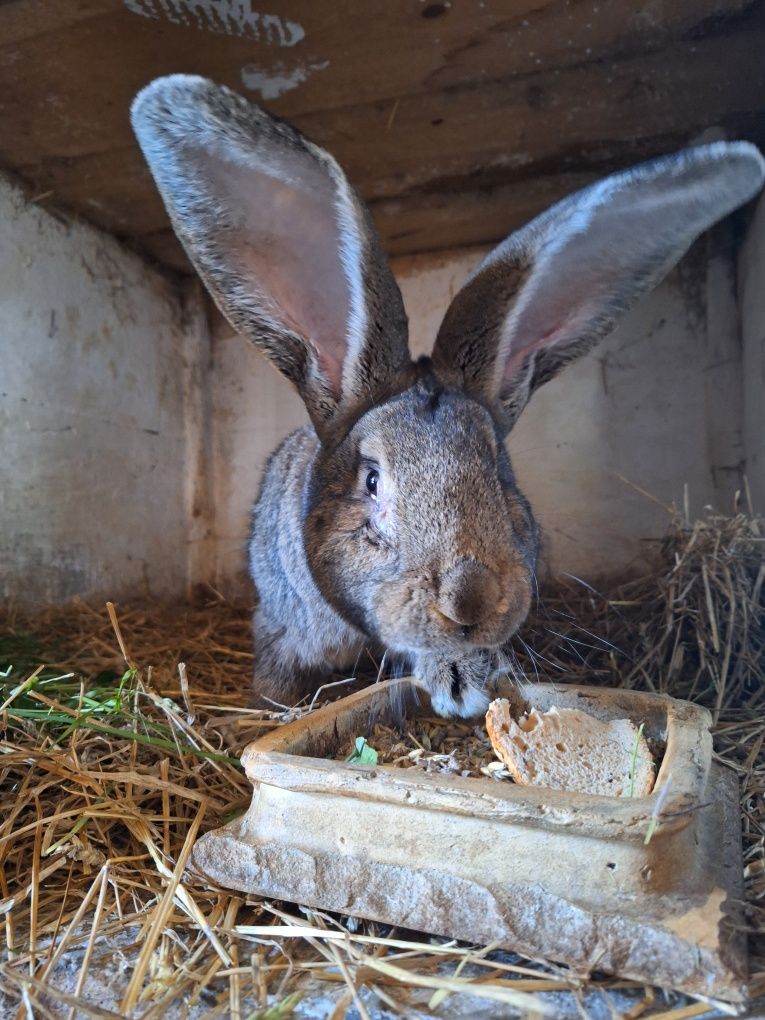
(430, 683, 490, 719)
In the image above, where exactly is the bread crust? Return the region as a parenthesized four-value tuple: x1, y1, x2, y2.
(485, 698, 655, 797)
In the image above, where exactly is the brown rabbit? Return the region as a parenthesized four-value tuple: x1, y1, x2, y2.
(132, 76, 764, 716)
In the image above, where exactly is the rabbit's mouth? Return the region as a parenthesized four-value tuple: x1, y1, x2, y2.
(377, 590, 531, 657)
(431, 615, 521, 653)
(431, 609, 496, 647)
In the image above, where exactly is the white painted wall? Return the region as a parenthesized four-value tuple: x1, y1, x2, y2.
(0, 170, 751, 604)
(739, 192, 765, 513)
(0, 173, 208, 604)
(210, 230, 745, 592)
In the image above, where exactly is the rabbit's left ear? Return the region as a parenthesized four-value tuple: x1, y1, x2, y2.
(432, 143, 765, 431)
(131, 76, 410, 433)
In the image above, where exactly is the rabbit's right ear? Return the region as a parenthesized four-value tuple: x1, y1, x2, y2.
(131, 76, 410, 433)
(432, 142, 765, 431)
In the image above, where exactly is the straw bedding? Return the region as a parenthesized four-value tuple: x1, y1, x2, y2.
(0, 508, 762, 1019)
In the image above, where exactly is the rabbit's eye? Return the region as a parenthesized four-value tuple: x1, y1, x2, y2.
(366, 469, 379, 500)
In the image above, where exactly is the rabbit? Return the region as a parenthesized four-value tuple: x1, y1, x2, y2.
(131, 75, 765, 718)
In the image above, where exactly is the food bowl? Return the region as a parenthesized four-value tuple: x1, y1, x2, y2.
(192, 678, 746, 1001)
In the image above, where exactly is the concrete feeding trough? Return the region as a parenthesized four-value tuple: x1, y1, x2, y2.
(192, 678, 747, 1002)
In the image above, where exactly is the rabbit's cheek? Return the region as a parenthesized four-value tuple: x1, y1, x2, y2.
(371, 581, 436, 650)
(370, 498, 395, 540)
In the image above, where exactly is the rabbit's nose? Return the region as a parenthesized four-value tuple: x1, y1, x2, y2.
(438, 559, 500, 628)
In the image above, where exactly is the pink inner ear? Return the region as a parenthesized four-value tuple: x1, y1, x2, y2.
(498, 245, 620, 395)
(203, 151, 353, 396)
(503, 318, 570, 381)
(503, 306, 579, 389)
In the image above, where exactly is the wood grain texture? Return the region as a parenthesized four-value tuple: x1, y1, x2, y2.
(0, 0, 762, 269)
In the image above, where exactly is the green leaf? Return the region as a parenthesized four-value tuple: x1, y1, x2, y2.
(644, 815, 658, 845)
(628, 721, 645, 798)
(247, 990, 303, 1020)
(345, 735, 378, 765)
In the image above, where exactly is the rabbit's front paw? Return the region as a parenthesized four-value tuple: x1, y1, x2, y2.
(414, 651, 493, 719)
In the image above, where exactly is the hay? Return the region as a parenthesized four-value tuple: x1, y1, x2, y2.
(0, 507, 762, 1018)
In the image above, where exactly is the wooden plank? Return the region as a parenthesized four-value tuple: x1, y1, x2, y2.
(297, 27, 765, 199)
(0, 1, 762, 266)
(10, 23, 765, 257)
(0, 0, 755, 162)
(371, 171, 599, 256)
(0, 0, 112, 48)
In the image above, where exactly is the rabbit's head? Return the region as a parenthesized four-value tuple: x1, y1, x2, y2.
(302, 363, 539, 657)
(132, 76, 764, 663)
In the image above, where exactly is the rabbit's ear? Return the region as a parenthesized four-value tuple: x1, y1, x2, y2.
(131, 75, 410, 431)
(432, 143, 765, 431)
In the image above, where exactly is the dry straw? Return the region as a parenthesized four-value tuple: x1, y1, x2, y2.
(0, 506, 762, 1017)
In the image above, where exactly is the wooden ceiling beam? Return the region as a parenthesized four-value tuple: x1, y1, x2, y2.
(0, 1, 763, 269)
(0, 0, 756, 161)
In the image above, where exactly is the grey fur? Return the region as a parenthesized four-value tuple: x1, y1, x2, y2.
(433, 142, 765, 431)
(248, 427, 365, 706)
(131, 74, 410, 435)
(132, 76, 765, 716)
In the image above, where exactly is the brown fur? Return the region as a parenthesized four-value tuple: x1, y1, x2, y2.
(132, 75, 764, 715)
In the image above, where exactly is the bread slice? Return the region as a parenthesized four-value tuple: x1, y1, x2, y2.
(485, 699, 655, 797)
